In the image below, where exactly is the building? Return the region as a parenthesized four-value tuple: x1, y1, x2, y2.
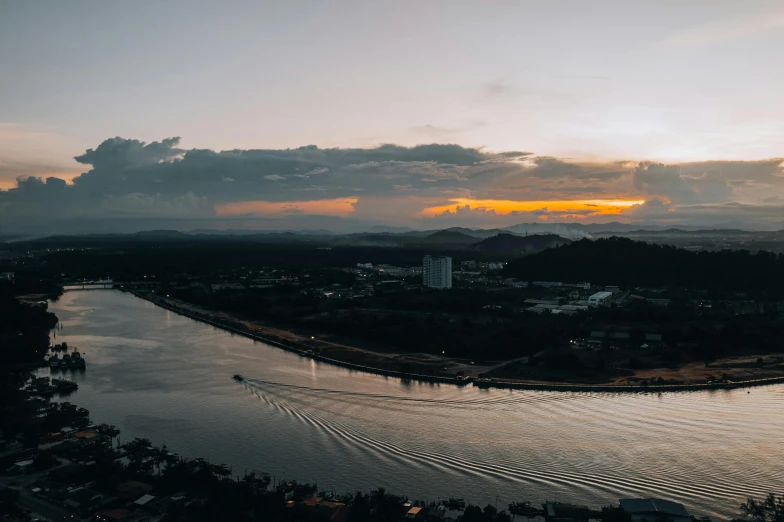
(423, 255, 452, 289)
(619, 498, 690, 522)
(504, 278, 528, 288)
(588, 291, 613, 307)
(533, 281, 562, 287)
(406, 507, 423, 519)
(376, 264, 406, 277)
(544, 502, 594, 522)
(291, 497, 349, 522)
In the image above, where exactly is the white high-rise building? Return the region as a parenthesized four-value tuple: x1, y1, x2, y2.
(423, 255, 452, 289)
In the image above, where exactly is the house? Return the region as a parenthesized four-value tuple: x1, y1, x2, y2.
(8, 459, 33, 474)
(292, 497, 349, 522)
(94, 508, 148, 522)
(524, 298, 560, 305)
(134, 494, 155, 507)
(64, 487, 112, 516)
(619, 498, 690, 522)
(533, 281, 563, 288)
(406, 506, 423, 518)
(115, 481, 153, 501)
(588, 291, 612, 307)
(543, 502, 594, 522)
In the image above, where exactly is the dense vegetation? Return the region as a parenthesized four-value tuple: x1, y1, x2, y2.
(0, 285, 58, 365)
(169, 284, 579, 363)
(472, 233, 570, 255)
(505, 237, 784, 293)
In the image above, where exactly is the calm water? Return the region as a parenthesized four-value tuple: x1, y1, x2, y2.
(44, 291, 783, 519)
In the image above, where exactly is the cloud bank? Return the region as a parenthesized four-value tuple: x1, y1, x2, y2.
(1, 137, 782, 233)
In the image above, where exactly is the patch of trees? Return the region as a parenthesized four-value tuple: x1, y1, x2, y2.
(0, 292, 57, 364)
(505, 237, 784, 294)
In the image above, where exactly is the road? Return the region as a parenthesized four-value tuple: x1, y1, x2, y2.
(1, 460, 83, 522)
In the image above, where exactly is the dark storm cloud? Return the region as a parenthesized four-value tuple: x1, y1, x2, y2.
(1, 136, 783, 232)
(60, 138, 530, 204)
(524, 157, 627, 181)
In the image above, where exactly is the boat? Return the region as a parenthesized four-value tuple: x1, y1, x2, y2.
(49, 354, 60, 370)
(62, 353, 72, 367)
(71, 350, 86, 369)
(52, 378, 78, 393)
(233, 374, 244, 381)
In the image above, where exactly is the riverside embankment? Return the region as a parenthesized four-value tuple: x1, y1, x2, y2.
(123, 287, 784, 394)
(124, 288, 472, 386)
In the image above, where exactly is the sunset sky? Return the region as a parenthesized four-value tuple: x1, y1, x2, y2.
(1, 1, 783, 233)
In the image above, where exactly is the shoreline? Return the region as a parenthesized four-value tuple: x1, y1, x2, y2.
(123, 288, 471, 387)
(120, 287, 784, 394)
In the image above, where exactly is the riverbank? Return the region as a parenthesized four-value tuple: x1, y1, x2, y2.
(122, 288, 784, 393)
(124, 289, 473, 387)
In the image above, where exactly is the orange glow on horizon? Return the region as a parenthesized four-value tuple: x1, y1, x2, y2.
(422, 198, 646, 217)
(215, 197, 359, 217)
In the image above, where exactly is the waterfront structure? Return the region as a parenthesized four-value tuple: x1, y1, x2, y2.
(533, 281, 563, 288)
(588, 291, 613, 307)
(619, 498, 690, 522)
(423, 255, 452, 289)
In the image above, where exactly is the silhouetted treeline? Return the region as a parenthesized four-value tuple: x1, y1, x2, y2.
(170, 286, 580, 362)
(0, 292, 57, 365)
(505, 237, 784, 293)
(23, 243, 487, 282)
(472, 233, 570, 254)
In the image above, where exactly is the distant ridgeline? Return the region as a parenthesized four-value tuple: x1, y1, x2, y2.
(471, 233, 570, 255)
(504, 237, 784, 292)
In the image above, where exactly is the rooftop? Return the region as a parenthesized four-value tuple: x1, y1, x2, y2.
(619, 498, 689, 517)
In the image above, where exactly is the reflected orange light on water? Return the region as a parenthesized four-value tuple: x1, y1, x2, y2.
(422, 198, 646, 217)
(215, 197, 359, 216)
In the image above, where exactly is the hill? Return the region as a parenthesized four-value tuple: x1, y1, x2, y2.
(472, 233, 571, 256)
(504, 237, 784, 291)
(132, 230, 191, 239)
(425, 230, 479, 246)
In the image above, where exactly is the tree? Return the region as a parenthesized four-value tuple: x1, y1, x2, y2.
(740, 493, 784, 522)
(601, 505, 632, 522)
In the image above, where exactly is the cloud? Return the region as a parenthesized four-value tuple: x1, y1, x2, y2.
(100, 192, 211, 218)
(1, 136, 783, 233)
(661, 9, 784, 47)
(411, 121, 487, 139)
(631, 161, 743, 204)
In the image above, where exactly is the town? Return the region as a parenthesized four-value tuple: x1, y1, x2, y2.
(2, 233, 784, 389)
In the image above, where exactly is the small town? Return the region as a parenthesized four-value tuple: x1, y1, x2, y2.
(0, 410, 744, 522)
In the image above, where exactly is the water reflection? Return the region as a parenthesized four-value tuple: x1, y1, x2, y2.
(46, 290, 784, 520)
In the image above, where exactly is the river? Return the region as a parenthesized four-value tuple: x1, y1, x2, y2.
(43, 290, 784, 519)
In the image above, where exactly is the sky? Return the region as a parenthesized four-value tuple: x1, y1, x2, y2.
(1, 0, 783, 233)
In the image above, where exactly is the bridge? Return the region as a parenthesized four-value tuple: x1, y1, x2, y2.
(62, 281, 158, 291)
